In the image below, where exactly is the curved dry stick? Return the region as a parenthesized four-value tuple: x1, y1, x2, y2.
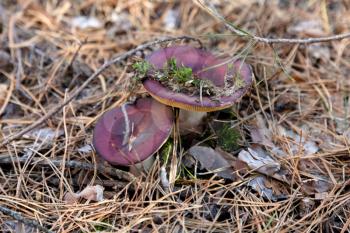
(0, 206, 53, 233)
(0, 36, 201, 148)
(196, 0, 350, 44)
(0, 156, 136, 182)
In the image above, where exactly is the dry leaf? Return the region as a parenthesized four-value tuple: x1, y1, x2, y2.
(247, 176, 287, 201)
(248, 114, 274, 147)
(188, 146, 235, 180)
(239, 146, 290, 183)
(299, 197, 315, 217)
(216, 148, 249, 177)
(301, 179, 333, 195)
(238, 147, 280, 176)
(278, 126, 319, 156)
(64, 185, 104, 204)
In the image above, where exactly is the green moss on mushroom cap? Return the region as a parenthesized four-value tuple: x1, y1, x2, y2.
(142, 45, 253, 112)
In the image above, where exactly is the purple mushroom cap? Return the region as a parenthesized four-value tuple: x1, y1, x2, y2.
(143, 45, 253, 112)
(93, 98, 173, 166)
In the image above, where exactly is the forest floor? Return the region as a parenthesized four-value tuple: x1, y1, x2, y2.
(0, 0, 350, 232)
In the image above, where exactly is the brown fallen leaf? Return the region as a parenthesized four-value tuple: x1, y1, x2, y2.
(247, 176, 287, 201)
(64, 185, 104, 204)
(280, 126, 319, 156)
(238, 147, 280, 176)
(248, 114, 275, 148)
(215, 147, 249, 177)
(238, 146, 289, 183)
(188, 146, 236, 180)
(301, 179, 333, 196)
(299, 197, 315, 217)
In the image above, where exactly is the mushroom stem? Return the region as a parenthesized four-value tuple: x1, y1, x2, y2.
(178, 109, 207, 134)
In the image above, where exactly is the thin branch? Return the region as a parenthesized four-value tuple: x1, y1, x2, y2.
(66, 39, 86, 69)
(0, 36, 201, 148)
(0, 206, 53, 233)
(0, 156, 137, 182)
(196, 0, 350, 44)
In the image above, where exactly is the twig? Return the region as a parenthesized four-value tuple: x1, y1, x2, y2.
(49, 176, 130, 189)
(0, 156, 136, 182)
(66, 39, 86, 69)
(196, 0, 350, 44)
(0, 36, 201, 148)
(0, 206, 53, 233)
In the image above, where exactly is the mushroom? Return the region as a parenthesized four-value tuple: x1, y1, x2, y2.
(142, 45, 253, 134)
(92, 98, 173, 170)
